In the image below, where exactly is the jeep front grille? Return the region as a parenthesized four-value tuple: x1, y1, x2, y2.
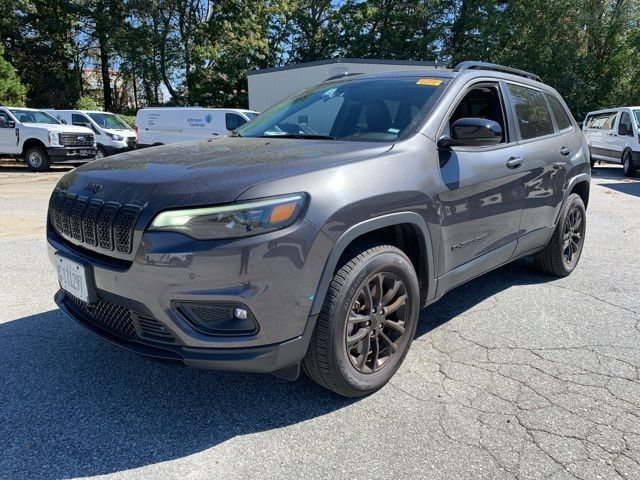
(65, 292, 137, 338)
(63, 292, 175, 343)
(59, 132, 95, 147)
(49, 188, 142, 254)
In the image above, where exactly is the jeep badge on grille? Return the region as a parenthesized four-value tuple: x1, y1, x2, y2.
(84, 182, 102, 194)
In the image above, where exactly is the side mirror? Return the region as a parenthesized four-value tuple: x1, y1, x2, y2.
(61, 119, 67, 124)
(438, 118, 503, 148)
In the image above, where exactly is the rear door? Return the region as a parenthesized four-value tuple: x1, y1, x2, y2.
(611, 110, 635, 161)
(507, 85, 578, 248)
(586, 111, 618, 162)
(435, 81, 524, 277)
(599, 111, 621, 162)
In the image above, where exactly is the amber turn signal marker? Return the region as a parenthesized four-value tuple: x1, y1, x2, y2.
(269, 202, 297, 223)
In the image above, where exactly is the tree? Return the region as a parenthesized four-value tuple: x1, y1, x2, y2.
(0, 44, 26, 106)
(340, 0, 446, 61)
(76, 95, 98, 110)
(188, 0, 289, 107)
(284, 0, 340, 63)
(4, 0, 81, 108)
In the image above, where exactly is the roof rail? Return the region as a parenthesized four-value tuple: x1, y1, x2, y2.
(453, 61, 542, 83)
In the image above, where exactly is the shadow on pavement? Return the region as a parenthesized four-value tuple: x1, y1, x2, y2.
(600, 181, 640, 197)
(0, 259, 553, 478)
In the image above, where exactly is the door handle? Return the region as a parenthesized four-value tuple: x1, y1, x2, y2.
(212, 133, 219, 136)
(506, 157, 524, 169)
(560, 146, 572, 156)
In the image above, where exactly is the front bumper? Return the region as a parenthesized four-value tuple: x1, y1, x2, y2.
(47, 146, 96, 162)
(55, 290, 315, 373)
(101, 144, 134, 156)
(47, 217, 332, 374)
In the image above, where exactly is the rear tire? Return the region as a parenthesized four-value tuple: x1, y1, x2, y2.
(302, 245, 420, 397)
(622, 151, 637, 177)
(534, 193, 586, 277)
(24, 145, 51, 172)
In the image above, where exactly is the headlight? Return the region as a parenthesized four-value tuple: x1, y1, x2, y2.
(149, 194, 306, 240)
(108, 133, 124, 141)
(48, 131, 61, 146)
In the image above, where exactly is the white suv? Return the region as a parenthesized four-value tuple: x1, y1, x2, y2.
(0, 107, 96, 171)
(583, 107, 640, 177)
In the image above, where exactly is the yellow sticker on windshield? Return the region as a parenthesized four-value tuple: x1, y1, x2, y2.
(417, 78, 442, 86)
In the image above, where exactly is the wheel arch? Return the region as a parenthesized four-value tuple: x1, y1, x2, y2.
(568, 175, 590, 209)
(309, 212, 436, 317)
(21, 138, 47, 156)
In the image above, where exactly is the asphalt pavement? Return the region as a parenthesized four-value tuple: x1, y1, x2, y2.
(0, 162, 639, 479)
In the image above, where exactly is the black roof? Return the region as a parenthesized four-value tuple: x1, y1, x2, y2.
(246, 58, 440, 76)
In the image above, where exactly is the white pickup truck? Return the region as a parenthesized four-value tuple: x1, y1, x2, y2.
(0, 106, 96, 171)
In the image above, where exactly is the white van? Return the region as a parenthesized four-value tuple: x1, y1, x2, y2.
(583, 107, 640, 177)
(135, 107, 258, 147)
(44, 110, 136, 158)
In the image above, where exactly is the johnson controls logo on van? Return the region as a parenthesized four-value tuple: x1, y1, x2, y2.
(187, 117, 206, 128)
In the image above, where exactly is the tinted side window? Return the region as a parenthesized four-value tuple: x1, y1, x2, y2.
(507, 84, 554, 140)
(619, 111, 633, 136)
(546, 94, 572, 130)
(72, 114, 88, 126)
(225, 113, 247, 130)
(448, 83, 508, 143)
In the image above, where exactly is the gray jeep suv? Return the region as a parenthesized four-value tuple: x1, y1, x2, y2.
(47, 62, 590, 397)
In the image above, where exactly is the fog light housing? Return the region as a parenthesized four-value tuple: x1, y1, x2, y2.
(175, 302, 259, 336)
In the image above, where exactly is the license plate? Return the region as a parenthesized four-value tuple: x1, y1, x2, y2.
(80, 150, 90, 155)
(55, 255, 91, 303)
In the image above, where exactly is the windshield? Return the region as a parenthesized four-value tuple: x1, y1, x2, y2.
(10, 109, 60, 125)
(236, 76, 449, 142)
(634, 110, 640, 127)
(243, 111, 258, 120)
(88, 112, 131, 129)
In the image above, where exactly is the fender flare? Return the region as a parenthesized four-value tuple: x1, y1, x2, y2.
(309, 212, 436, 316)
(565, 173, 590, 203)
(553, 173, 590, 228)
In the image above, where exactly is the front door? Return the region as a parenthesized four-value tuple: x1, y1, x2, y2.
(0, 109, 19, 154)
(435, 81, 525, 277)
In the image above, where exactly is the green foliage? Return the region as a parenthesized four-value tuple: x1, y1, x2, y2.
(0, 44, 26, 106)
(117, 114, 135, 127)
(76, 95, 99, 110)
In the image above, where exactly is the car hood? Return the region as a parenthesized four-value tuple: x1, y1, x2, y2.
(55, 137, 392, 212)
(26, 123, 94, 135)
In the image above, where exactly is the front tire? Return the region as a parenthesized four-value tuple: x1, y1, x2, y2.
(95, 146, 107, 159)
(25, 145, 51, 172)
(622, 151, 637, 177)
(534, 193, 586, 277)
(303, 245, 420, 397)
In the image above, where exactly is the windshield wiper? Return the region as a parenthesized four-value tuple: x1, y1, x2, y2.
(260, 133, 336, 140)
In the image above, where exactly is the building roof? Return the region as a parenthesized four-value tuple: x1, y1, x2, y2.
(246, 57, 440, 76)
